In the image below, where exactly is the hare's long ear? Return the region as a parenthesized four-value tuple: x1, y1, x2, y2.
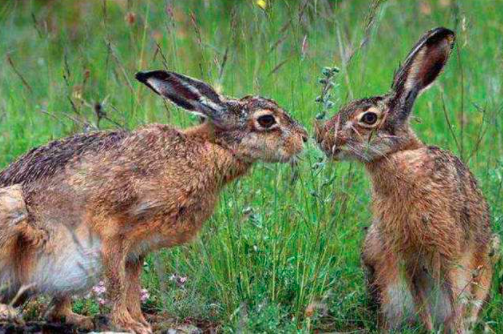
(136, 70, 227, 123)
(390, 27, 455, 120)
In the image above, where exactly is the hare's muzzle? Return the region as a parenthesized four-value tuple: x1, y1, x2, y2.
(314, 120, 327, 144)
(314, 120, 333, 153)
(314, 117, 344, 159)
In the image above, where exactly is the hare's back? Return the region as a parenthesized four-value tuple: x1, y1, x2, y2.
(385, 146, 491, 240)
(424, 146, 491, 240)
(0, 130, 130, 188)
(425, 146, 485, 200)
(398, 146, 486, 202)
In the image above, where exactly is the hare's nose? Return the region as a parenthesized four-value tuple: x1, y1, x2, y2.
(298, 127, 309, 143)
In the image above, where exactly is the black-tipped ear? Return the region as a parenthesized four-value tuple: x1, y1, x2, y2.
(136, 70, 227, 121)
(391, 27, 455, 119)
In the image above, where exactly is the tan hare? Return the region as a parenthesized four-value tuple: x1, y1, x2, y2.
(315, 28, 494, 332)
(0, 70, 308, 333)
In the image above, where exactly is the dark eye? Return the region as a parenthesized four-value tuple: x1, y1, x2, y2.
(361, 112, 378, 125)
(257, 115, 276, 128)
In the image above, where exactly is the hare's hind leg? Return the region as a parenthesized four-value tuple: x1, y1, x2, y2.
(0, 185, 27, 325)
(466, 235, 501, 329)
(0, 185, 48, 248)
(47, 296, 93, 330)
(465, 253, 493, 330)
(442, 267, 470, 334)
(0, 284, 31, 325)
(442, 248, 493, 333)
(0, 304, 23, 325)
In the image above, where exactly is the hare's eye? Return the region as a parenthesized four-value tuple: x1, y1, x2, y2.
(257, 115, 276, 128)
(361, 112, 378, 125)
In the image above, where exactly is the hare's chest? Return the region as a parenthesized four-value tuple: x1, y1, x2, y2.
(128, 196, 218, 259)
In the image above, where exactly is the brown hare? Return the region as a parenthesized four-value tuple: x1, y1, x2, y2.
(315, 28, 494, 332)
(0, 70, 308, 333)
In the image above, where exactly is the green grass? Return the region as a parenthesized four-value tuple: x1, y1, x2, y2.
(0, 0, 502, 333)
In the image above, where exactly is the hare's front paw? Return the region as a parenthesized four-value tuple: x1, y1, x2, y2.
(65, 312, 94, 330)
(48, 310, 94, 330)
(131, 312, 151, 330)
(112, 313, 152, 334)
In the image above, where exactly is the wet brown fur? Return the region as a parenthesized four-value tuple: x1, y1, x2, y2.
(0, 71, 307, 333)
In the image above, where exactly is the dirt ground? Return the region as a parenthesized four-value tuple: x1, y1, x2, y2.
(0, 313, 218, 334)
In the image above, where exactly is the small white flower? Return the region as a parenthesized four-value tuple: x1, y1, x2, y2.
(140, 288, 150, 303)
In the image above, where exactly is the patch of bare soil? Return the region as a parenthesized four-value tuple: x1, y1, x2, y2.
(0, 314, 219, 334)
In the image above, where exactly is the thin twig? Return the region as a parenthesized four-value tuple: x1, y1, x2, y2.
(268, 20, 292, 54)
(6, 53, 33, 93)
(218, 46, 229, 81)
(31, 13, 43, 38)
(154, 42, 169, 70)
(268, 58, 289, 76)
(107, 41, 135, 94)
(39, 108, 86, 127)
(441, 93, 462, 154)
(456, 44, 465, 161)
(468, 102, 502, 161)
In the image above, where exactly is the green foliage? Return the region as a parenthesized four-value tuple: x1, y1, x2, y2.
(0, 0, 502, 333)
